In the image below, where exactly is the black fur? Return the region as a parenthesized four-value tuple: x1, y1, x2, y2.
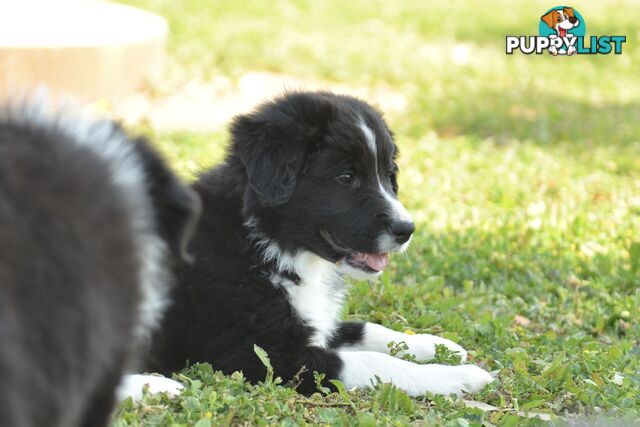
(147, 92, 410, 394)
(0, 105, 200, 427)
(328, 322, 366, 348)
(131, 138, 202, 263)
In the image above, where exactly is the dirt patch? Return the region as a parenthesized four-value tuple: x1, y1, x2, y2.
(105, 72, 407, 132)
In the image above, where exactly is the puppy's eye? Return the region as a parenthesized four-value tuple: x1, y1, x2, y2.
(337, 172, 355, 185)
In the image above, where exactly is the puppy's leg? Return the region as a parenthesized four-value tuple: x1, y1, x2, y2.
(333, 322, 468, 361)
(268, 345, 491, 397)
(116, 374, 184, 401)
(338, 351, 493, 397)
(267, 346, 344, 395)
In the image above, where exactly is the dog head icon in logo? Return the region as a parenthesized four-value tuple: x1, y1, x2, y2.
(506, 7, 625, 55)
(539, 6, 586, 55)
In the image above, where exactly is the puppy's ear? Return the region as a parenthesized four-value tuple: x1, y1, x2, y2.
(563, 7, 575, 18)
(230, 94, 335, 207)
(133, 137, 202, 262)
(541, 10, 556, 29)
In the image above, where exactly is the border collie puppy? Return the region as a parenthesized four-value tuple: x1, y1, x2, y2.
(146, 91, 493, 397)
(0, 101, 200, 427)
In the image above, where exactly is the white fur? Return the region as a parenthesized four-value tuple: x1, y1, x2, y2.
(360, 120, 377, 158)
(382, 192, 413, 223)
(341, 322, 468, 361)
(376, 233, 412, 254)
(279, 251, 346, 347)
(117, 374, 184, 401)
(338, 351, 493, 397)
(246, 216, 297, 272)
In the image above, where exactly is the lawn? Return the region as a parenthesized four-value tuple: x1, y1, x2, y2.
(113, 1, 639, 425)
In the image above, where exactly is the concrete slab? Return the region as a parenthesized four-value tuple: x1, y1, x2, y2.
(0, 0, 167, 101)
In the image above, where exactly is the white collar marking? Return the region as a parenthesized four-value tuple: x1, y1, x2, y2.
(246, 218, 346, 348)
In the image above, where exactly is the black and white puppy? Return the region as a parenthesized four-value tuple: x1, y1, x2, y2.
(146, 91, 493, 397)
(0, 101, 200, 427)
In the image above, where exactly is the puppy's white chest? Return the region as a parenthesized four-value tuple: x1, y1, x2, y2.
(273, 252, 345, 348)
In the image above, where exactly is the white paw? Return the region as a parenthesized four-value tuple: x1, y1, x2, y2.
(403, 334, 468, 361)
(117, 374, 184, 401)
(567, 46, 576, 55)
(439, 365, 494, 395)
(339, 351, 494, 398)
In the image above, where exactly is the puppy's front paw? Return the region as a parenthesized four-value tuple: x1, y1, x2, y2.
(420, 364, 493, 396)
(447, 365, 494, 394)
(117, 374, 184, 401)
(408, 363, 494, 397)
(404, 334, 468, 361)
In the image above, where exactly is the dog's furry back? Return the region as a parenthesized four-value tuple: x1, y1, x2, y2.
(0, 103, 199, 427)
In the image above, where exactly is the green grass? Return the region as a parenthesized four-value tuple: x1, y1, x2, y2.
(113, 1, 639, 425)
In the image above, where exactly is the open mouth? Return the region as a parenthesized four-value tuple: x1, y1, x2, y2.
(319, 229, 389, 273)
(558, 27, 567, 37)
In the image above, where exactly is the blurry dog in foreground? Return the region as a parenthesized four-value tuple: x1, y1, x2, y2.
(0, 100, 200, 427)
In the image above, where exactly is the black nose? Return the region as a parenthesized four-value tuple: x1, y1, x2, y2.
(569, 17, 577, 24)
(390, 220, 415, 244)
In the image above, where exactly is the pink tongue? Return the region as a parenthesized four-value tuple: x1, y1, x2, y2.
(360, 253, 389, 271)
(559, 28, 567, 37)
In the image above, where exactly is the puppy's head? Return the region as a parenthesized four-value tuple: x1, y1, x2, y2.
(232, 91, 414, 279)
(541, 7, 579, 33)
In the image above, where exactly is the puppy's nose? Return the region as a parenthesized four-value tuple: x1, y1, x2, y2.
(569, 17, 577, 24)
(390, 220, 415, 244)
